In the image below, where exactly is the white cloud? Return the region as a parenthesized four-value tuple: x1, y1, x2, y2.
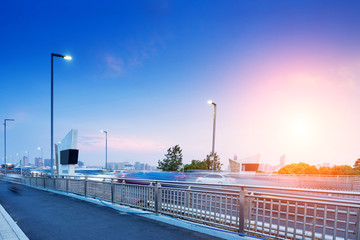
(104, 55, 124, 77)
(78, 135, 165, 153)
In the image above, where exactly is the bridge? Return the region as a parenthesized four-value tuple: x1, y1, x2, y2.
(1, 174, 360, 240)
(0, 178, 249, 240)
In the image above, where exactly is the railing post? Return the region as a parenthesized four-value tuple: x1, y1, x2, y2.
(66, 177, 69, 193)
(238, 189, 248, 234)
(186, 186, 191, 208)
(121, 180, 126, 203)
(355, 209, 360, 240)
(84, 177, 88, 197)
(111, 179, 114, 203)
(155, 181, 161, 215)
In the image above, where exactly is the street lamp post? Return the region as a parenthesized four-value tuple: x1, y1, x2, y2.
(37, 147, 43, 160)
(51, 53, 72, 176)
(37, 147, 43, 168)
(25, 151, 29, 167)
(101, 130, 108, 169)
(207, 100, 217, 171)
(3, 118, 15, 174)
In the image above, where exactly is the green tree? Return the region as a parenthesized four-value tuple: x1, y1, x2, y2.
(184, 160, 208, 171)
(354, 158, 360, 170)
(304, 165, 319, 174)
(277, 162, 318, 175)
(319, 166, 332, 175)
(204, 152, 222, 171)
(158, 145, 183, 171)
(183, 153, 222, 171)
(331, 165, 357, 175)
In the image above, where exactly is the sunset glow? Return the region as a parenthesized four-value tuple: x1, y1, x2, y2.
(288, 114, 314, 140)
(1, 1, 360, 168)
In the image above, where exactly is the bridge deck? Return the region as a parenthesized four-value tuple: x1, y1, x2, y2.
(0, 181, 250, 240)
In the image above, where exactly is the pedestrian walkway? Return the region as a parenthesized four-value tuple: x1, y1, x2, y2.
(0, 181, 252, 240)
(0, 204, 28, 240)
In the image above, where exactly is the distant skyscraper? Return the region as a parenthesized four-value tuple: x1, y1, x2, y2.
(124, 163, 134, 170)
(145, 164, 150, 170)
(44, 159, 51, 167)
(23, 156, 29, 166)
(135, 162, 141, 170)
(35, 157, 43, 168)
(139, 163, 145, 170)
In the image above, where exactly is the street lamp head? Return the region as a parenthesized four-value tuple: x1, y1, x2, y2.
(63, 55, 72, 60)
(101, 130, 107, 134)
(37, 147, 41, 150)
(207, 100, 216, 106)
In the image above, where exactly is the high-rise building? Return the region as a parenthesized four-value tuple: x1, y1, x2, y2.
(135, 162, 141, 170)
(23, 156, 29, 166)
(35, 157, 43, 168)
(145, 164, 150, 170)
(139, 163, 145, 170)
(44, 159, 51, 168)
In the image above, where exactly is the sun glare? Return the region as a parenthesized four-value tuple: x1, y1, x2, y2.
(288, 114, 313, 140)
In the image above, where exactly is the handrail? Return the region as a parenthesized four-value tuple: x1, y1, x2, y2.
(33, 173, 360, 194)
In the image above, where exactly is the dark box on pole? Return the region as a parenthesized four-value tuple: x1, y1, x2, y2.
(60, 149, 79, 165)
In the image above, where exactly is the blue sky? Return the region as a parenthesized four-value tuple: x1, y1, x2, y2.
(1, 0, 360, 168)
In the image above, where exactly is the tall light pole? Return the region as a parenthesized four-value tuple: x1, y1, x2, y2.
(37, 147, 43, 160)
(207, 100, 217, 171)
(100, 130, 108, 169)
(51, 53, 72, 176)
(25, 151, 29, 167)
(38, 147, 43, 168)
(4, 118, 15, 174)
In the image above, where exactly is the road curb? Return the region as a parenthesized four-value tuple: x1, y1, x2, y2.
(0, 204, 29, 240)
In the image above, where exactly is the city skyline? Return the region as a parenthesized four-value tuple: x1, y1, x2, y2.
(1, 1, 360, 168)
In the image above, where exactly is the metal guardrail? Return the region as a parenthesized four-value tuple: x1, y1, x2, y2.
(230, 174, 360, 191)
(1, 174, 359, 240)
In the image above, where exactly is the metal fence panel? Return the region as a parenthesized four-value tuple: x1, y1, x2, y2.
(246, 195, 359, 240)
(113, 182, 155, 211)
(55, 178, 67, 192)
(86, 180, 112, 201)
(68, 179, 85, 195)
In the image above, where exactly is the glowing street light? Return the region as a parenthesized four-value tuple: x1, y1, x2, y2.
(3, 118, 15, 174)
(100, 130, 108, 169)
(207, 100, 217, 171)
(63, 55, 72, 60)
(51, 53, 71, 176)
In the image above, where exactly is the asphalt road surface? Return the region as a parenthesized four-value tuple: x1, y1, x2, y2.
(0, 181, 223, 240)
